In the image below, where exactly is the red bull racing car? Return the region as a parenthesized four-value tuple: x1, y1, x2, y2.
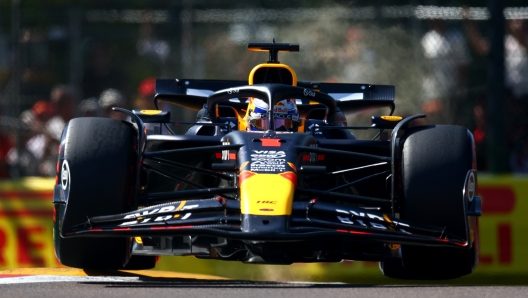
(53, 42, 481, 280)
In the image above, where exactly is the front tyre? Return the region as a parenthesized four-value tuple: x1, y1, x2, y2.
(53, 117, 155, 270)
(381, 125, 478, 280)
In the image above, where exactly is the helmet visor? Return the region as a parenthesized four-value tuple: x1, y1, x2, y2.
(274, 119, 294, 130)
(250, 117, 269, 131)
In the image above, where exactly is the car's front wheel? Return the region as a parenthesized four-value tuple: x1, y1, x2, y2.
(380, 125, 478, 279)
(53, 117, 156, 270)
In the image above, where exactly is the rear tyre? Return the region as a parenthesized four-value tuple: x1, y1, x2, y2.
(380, 125, 478, 279)
(54, 117, 155, 270)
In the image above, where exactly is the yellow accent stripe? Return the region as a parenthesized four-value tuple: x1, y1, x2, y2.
(381, 116, 403, 121)
(240, 161, 250, 170)
(248, 63, 297, 86)
(382, 214, 392, 223)
(175, 200, 186, 211)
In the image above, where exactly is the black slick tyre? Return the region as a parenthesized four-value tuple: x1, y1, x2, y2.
(380, 125, 478, 280)
(54, 117, 155, 270)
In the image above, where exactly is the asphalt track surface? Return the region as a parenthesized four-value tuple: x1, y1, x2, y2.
(1, 269, 527, 298)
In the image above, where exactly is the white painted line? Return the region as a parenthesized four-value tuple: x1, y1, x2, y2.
(286, 281, 347, 285)
(0, 275, 140, 284)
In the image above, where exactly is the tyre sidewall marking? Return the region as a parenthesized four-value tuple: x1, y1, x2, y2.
(61, 160, 71, 192)
(464, 170, 476, 202)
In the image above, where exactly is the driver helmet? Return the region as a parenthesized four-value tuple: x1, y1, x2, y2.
(247, 98, 299, 131)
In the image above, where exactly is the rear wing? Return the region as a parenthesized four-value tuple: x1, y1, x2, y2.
(298, 81, 395, 115)
(155, 79, 395, 115)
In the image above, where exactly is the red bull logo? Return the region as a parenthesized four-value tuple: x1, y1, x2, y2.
(274, 106, 288, 114)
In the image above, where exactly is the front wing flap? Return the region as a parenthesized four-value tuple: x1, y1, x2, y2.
(61, 198, 469, 249)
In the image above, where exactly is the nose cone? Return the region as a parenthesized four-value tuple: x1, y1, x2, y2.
(239, 171, 297, 216)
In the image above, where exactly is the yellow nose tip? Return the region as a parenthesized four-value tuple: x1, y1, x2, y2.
(239, 172, 296, 215)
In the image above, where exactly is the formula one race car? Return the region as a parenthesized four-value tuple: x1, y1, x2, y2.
(53, 42, 481, 280)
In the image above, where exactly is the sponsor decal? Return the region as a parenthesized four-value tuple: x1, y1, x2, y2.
(251, 150, 286, 158)
(335, 209, 411, 234)
(226, 88, 239, 94)
(250, 150, 287, 172)
(304, 89, 316, 97)
(274, 113, 298, 120)
(274, 106, 288, 114)
(119, 202, 198, 226)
